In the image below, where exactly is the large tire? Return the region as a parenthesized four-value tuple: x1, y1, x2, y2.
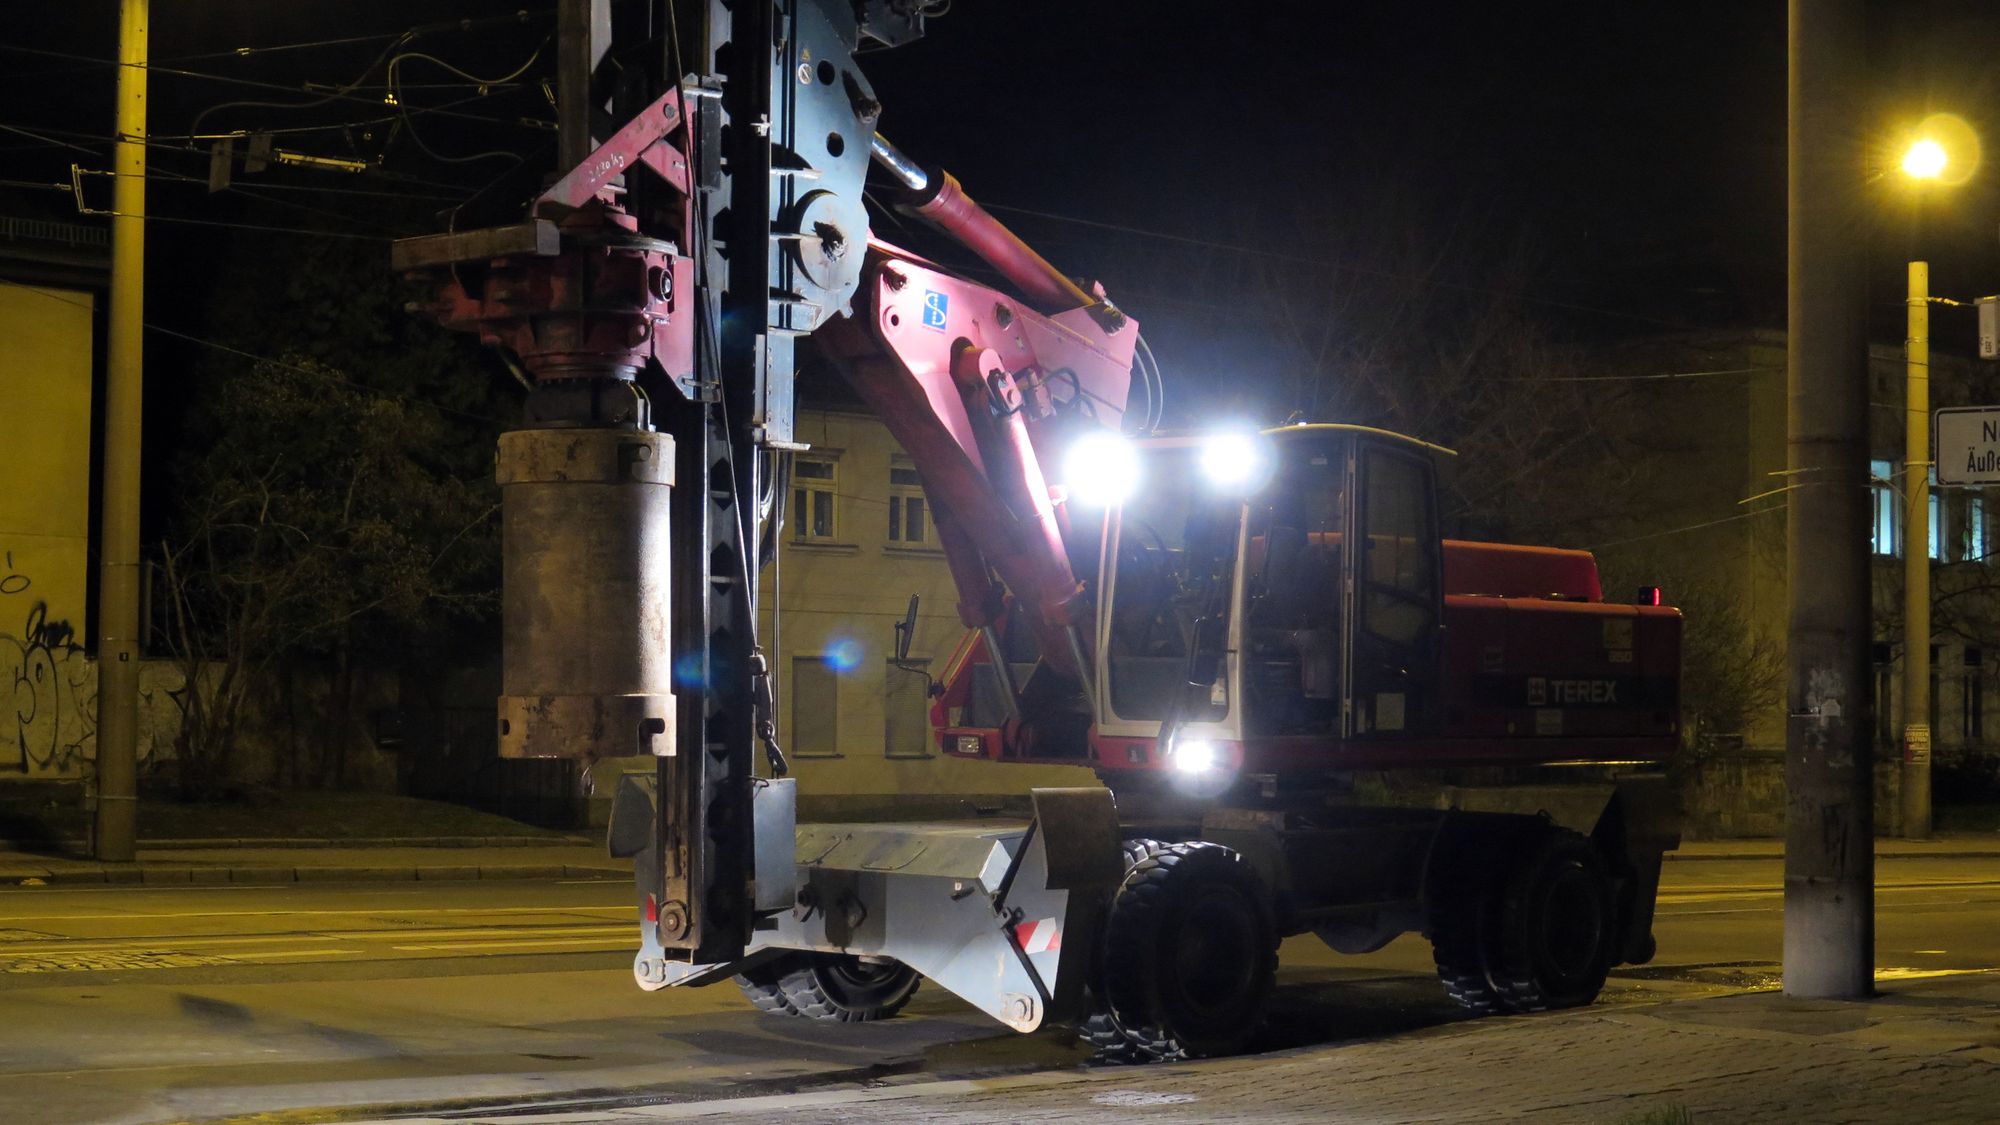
(776, 953, 921, 1022)
(1079, 838, 1172, 1063)
(735, 956, 800, 1016)
(1427, 851, 1506, 1016)
(1101, 842, 1277, 1061)
(1485, 830, 1617, 1012)
(1428, 894, 1505, 1015)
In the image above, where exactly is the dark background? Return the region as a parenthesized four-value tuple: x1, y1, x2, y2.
(5, 1, 2000, 433)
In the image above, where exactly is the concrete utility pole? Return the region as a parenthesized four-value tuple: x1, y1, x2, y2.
(1903, 260, 1934, 838)
(93, 0, 147, 861)
(1783, 0, 1875, 999)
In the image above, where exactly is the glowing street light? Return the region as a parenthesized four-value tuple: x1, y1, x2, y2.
(1896, 114, 1980, 187)
(1903, 138, 1949, 180)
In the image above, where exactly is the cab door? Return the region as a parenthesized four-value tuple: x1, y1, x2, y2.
(1347, 441, 1443, 736)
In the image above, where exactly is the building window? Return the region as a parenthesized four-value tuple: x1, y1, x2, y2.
(1968, 494, 1989, 563)
(884, 660, 933, 758)
(1871, 460, 1897, 557)
(1929, 467, 1944, 561)
(793, 458, 838, 540)
(790, 655, 839, 756)
(887, 463, 929, 545)
(1966, 647, 1985, 742)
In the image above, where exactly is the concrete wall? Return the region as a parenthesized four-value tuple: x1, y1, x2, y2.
(0, 281, 101, 779)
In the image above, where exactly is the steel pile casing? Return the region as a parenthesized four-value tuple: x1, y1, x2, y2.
(496, 426, 676, 760)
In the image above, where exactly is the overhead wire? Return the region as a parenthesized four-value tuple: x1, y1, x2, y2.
(385, 40, 549, 166)
(0, 43, 540, 134)
(978, 199, 1689, 330)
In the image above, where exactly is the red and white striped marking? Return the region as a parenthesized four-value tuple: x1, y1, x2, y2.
(1013, 917, 1061, 954)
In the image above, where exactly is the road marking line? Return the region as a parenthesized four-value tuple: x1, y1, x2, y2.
(0, 925, 632, 956)
(0, 905, 629, 922)
(390, 928, 632, 944)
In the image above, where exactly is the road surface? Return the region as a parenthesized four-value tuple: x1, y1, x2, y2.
(0, 855, 1995, 1124)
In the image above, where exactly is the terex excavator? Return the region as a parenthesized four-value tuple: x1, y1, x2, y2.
(394, 1, 1681, 1062)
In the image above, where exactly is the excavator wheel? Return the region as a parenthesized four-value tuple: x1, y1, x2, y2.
(734, 957, 799, 1016)
(775, 953, 921, 1022)
(1484, 828, 1617, 1012)
(1100, 841, 1277, 1061)
(1079, 838, 1171, 1063)
(1426, 849, 1505, 1016)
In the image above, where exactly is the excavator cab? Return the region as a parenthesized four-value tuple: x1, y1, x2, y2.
(1091, 425, 1449, 780)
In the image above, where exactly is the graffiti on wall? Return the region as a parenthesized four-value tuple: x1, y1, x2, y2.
(1, 551, 94, 775)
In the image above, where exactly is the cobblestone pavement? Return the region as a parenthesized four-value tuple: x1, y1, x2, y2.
(384, 971, 2000, 1125)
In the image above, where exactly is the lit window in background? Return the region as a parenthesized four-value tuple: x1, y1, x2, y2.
(1870, 460, 1897, 556)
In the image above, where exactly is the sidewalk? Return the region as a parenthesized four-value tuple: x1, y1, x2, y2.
(0, 841, 628, 886)
(391, 970, 2000, 1124)
(1674, 833, 2000, 861)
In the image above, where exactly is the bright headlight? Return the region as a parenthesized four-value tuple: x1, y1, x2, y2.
(1199, 431, 1271, 492)
(1064, 432, 1141, 507)
(1171, 738, 1217, 773)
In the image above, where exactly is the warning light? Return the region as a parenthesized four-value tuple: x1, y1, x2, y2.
(1637, 586, 1662, 607)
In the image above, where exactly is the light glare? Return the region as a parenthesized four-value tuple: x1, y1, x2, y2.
(1064, 432, 1141, 507)
(1904, 139, 1948, 180)
(1171, 738, 1216, 773)
(1200, 432, 1267, 490)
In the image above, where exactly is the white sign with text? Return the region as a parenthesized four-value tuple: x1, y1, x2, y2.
(1935, 406, 2000, 486)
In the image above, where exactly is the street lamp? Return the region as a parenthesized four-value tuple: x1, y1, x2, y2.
(1895, 116, 1980, 839)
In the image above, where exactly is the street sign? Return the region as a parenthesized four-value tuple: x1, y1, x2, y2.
(1934, 406, 2000, 485)
(1980, 295, 1999, 360)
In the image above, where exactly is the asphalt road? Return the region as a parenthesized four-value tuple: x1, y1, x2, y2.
(0, 856, 1996, 1125)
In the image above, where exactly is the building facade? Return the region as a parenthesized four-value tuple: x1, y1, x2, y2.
(756, 407, 1093, 813)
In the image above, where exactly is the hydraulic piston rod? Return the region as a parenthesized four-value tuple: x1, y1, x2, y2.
(871, 132, 1097, 316)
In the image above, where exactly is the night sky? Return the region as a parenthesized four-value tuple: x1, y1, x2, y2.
(6, 2, 2000, 425)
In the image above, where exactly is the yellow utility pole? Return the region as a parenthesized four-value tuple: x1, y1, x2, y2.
(1903, 261, 1933, 838)
(94, 0, 147, 861)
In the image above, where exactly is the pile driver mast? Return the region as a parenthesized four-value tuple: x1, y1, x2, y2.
(394, 0, 1136, 970)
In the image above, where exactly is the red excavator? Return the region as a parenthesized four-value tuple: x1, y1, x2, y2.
(395, 0, 1680, 1063)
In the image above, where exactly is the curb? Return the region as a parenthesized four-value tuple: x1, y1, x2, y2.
(0, 834, 597, 851)
(0, 863, 628, 887)
(1669, 848, 2000, 862)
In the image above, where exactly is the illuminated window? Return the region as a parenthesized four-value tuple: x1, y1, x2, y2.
(1870, 460, 1897, 556)
(887, 462, 929, 545)
(790, 655, 839, 756)
(1929, 467, 1943, 561)
(884, 660, 932, 758)
(792, 458, 838, 540)
(1968, 494, 1989, 563)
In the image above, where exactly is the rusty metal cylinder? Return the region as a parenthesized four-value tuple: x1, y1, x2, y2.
(496, 427, 675, 760)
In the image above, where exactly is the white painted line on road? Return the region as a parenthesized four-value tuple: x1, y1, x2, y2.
(0, 905, 629, 922)
(0, 924, 631, 956)
(228, 949, 364, 960)
(390, 937, 636, 952)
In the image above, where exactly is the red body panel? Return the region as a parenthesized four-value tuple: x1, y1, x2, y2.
(1443, 540, 1602, 601)
(941, 542, 1683, 776)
